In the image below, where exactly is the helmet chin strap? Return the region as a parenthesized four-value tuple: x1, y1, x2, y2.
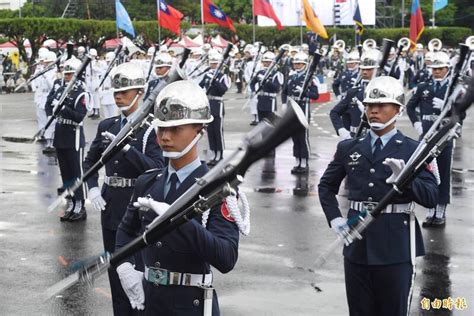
(119, 91, 141, 113)
(433, 70, 449, 82)
(156, 68, 170, 79)
(162, 130, 204, 160)
(368, 107, 404, 131)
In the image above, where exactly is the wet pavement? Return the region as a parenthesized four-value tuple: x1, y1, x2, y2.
(0, 90, 473, 315)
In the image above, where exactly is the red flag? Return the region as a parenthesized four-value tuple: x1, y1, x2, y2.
(253, 0, 283, 30)
(158, 0, 184, 35)
(202, 0, 236, 33)
(409, 0, 424, 51)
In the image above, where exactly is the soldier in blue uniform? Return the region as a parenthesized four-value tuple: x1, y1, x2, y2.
(143, 52, 172, 101)
(282, 52, 319, 174)
(407, 51, 460, 227)
(115, 81, 239, 315)
(410, 51, 433, 89)
(332, 51, 360, 100)
(199, 52, 231, 166)
(250, 51, 284, 122)
(330, 49, 379, 140)
(83, 62, 165, 315)
(45, 57, 90, 222)
(319, 76, 438, 316)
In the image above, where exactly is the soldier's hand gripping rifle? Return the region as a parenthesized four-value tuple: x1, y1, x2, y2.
(248, 42, 263, 84)
(354, 38, 395, 137)
(97, 44, 123, 90)
(14, 53, 64, 92)
(205, 43, 233, 94)
(32, 56, 92, 143)
(187, 52, 209, 77)
(297, 52, 323, 101)
(44, 95, 309, 300)
(253, 48, 286, 95)
(46, 49, 191, 214)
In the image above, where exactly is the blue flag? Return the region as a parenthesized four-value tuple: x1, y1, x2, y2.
(116, 0, 135, 38)
(434, 0, 448, 12)
(353, 0, 364, 44)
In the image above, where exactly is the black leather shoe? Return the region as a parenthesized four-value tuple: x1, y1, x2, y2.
(250, 120, 258, 126)
(37, 136, 47, 143)
(60, 211, 73, 222)
(295, 166, 309, 174)
(291, 166, 300, 174)
(68, 207, 87, 222)
(207, 159, 217, 167)
(60, 199, 74, 222)
(42, 146, 56, 154)
(431, 216, 446, 227)
(422, 215, 434, 227)
(57, 187, 65, 195)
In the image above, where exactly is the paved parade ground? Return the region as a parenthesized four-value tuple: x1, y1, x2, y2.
(0, 91, 473, 315)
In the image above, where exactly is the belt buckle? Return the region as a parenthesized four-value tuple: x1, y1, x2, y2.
(363, 202, 377, 212)
(109, 177, 119, 187)
(150, 267, 168, 287)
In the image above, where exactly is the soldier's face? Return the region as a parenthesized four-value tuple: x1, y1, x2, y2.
(157, 124, 202, 155)
(114, 89, 141, 113)
(347, 62, 357, 70)
(262, 61, 271, 68)
(293, 63, 305, 70)
(63, 73, 73, 82)
(155, 66, 170, 76)
(362, 68, 375, 80)
(210, 63, 218, 69)
(366, 103, 399, 126)
(432, 67, 448, 79)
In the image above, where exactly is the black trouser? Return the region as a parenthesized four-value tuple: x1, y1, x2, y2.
(56, 148, 85, 201)
(257, 110, 275, 122)
(436, 141, 453, 204)
(344, 258, 413, 316)
(207, 115, 224, 153)
(292, 128, 310, 159)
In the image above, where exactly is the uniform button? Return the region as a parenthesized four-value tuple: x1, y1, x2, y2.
(193, 299, 200, 306)
(368, 197, 373, 201)
(368, 182, 374, 187)
(155, 261, 160, 268)
(403, 220, 408, 225)
(370, 168, 375, 173)
(113, 173, 118, 176)
(114, 160, 119, 164)
(156, 241, 162, 248)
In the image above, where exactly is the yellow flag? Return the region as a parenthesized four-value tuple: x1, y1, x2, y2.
(302, 0, 328, 39)
(11, 51, 20, 70)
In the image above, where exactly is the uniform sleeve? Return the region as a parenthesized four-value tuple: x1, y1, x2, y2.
(332, 74, 341, 96)
(406, 86, 422, 124)
(178, 204, 239, 273)
(262, 71, 283, 93)
(318, 142, 348, 225)
(83, 121, 107, 189)
(123, 127, 165, 173)
(409, 163, 439, 208)
(44, 87, 57, 117)
(329, 91, 352, 132)
(60, 93, 88, 123)
(305, 78, 319, 100)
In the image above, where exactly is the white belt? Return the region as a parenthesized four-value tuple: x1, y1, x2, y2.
(349, 200, 413, 214)
(350, 126, 358, 133)
(104, 176, 136, 188)
(259, 92, 277, 98)
(422, 114, 439, 121)
(144, 266, 213, 287)
(57, 117, 80, 126)
(208, 95, 223, 101)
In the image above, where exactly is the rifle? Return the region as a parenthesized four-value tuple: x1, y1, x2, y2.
(248, 42, 263, 85)
(315, 75, 473, 269)
(32, 56, 92, 143)
(97, 44, 123, 89)
(187, 53, 209, 77)
(205, 43, 233, 95)
(353, 38, 395, 137)
(146, 43, 159, 82)
(44, 96, 309, 300)
(14, 53, 63, 92)
(253, 48, 286, 95)
(47, 49, 192, 213)
(297, 52, 323, 100)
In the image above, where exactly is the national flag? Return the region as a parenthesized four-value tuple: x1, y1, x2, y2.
(115, 0, 135, 38)
(253, 0, 283, 30)
(353, 0, 364, 44)
(202, 0, 236, 33)
(157, 0, 184, 35)
(409, 0, 424, 51)
(434, 0, 448, 12)
(301, 0, 328, 39)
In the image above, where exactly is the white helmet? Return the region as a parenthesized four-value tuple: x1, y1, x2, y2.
(191, 47, 203, 56)
(425, 51, 434, 62)
(430, 52, 450, 68)
(159, 45, 169, 53)
(293, 52, 308, 65)
(243, 44, 254, 54)
(38, 47, 49, 61)
(44, 51, 57, 63)
(202, 43, 212, 51)
(89, 48, 98, 57)
(279, 44, 291, 52)
(77, 46, 86, 54)
(262, 51, 276, 62)
(154, 52, 173, 68)
(111, 62, 145, 92)
(147, 46, 155, 56)
(301, 43, 309, 51)
(63, 57, 82, 74)
(209, 52, 223, 64)
(359, 49, 381, 69)
(347, 51, 360, 63)
(290, 46, 299, 54)
(154, 80, 213, 128)
(363, 76, 405, 131)
(416, 43, 424, 50)
(105, 51, 116, 62)
(364, 76, 405, 107)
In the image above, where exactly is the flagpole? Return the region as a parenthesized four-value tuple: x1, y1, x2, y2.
(201, 0, 205, 39)
(431, 0, 436, 28)
(300, 9, 303, 46)
(157, 0, 161, 43)
(252, 0, 256, 44)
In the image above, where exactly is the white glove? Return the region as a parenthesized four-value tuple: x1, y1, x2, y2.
(116, 262, 145, 310)
(350, 77, 357, 86)
(383, 158, 406, 184)
(356, 99, 365, 113)
(101, 131, 130, 152)
(432, 97, 444, 110)
(413, 121, 423, 136)
(133, 197, 170, 217)
(338, 128, 351, 140)
(293, 85, 303, 94)
(257, 73, 265, 81)
(330, 217, 353, 246)
(88, 187, 106, 212)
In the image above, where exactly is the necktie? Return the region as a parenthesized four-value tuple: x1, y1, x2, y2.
(435, 82, 441, 93)
(373, 138, 383, 160)
(165, 173, 179, 203)
(121, 118, 127, 129)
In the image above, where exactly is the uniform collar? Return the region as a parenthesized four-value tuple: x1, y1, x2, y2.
(369, 128, 398, 149)
(166, 157, 202, 186)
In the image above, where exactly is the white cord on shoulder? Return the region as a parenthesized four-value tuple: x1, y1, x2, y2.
(142, 125, 155, 154)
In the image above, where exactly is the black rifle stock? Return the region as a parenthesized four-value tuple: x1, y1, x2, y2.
(98, 44, 123, 89)
(254, 48, 286, 95)
(205, 43, 233, 94)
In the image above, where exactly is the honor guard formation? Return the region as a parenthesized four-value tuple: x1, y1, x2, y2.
(1, 4, 473, 315)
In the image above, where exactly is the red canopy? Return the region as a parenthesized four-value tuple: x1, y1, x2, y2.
(174, 35, 202, 48)
(0, 41, 31, 48)
(211, 35, 230, 48)
(103, 38, 121, 49)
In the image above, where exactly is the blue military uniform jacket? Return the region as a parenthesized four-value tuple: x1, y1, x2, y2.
(144, 77, 167, 101)
(250, 69, 283, 112)
(199, 70, 230, 118)
(330, 85, 365, 135)
(410, 67, 431, 89)
(318, 131, 438, 265)
(332, 69, 358, 97)
(45, 80, 88, 149)
(282, 70, 319, 119)
(83, 116, 165, 230)
(116, 164, 239, 315)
